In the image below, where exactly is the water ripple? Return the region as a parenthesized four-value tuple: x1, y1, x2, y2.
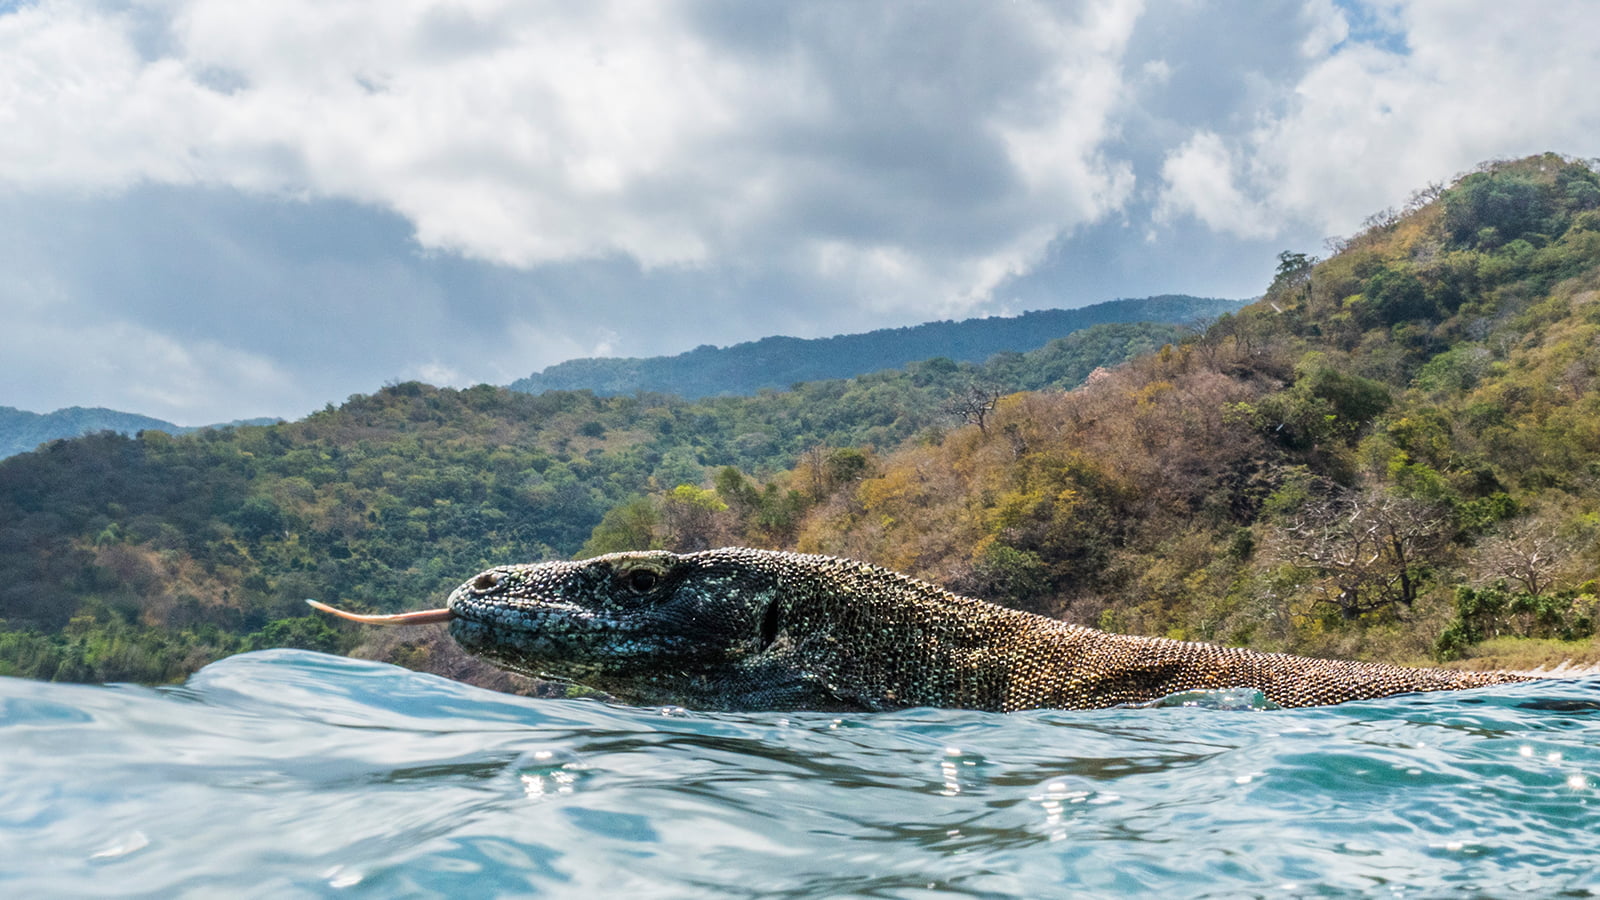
(3, 649, 1598, 898)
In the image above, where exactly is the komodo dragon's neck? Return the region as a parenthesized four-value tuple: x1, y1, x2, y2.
(311, 547, 1538, 711)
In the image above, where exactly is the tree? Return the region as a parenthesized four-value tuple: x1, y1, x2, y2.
(1363, 266, 1433, 325)
(1442, 171, 1549, 248)
(660, 485, 728, 552)
(962, 543, 1051, 614)
(944, 383, 1006, 433)
(1267, 250, 1317, 306)
(713, 466, 761, 516)
(579, 497, 662, 557)
(1257, 360, 1392, 452)
(1273, 486, 1451, 618)
(229, 496, 286, 542)
(1469, 518, 1575, 598)
(796, 446, 872, 502)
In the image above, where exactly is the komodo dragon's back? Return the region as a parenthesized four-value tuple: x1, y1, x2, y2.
(314, 547, 1539, 711)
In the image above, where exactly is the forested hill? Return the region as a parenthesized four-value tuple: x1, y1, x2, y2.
(0, 316, 1185, 685)
(509, 294, 1243, 398)
(5, 152, 1599, 692)
(0, 407, 283, 460)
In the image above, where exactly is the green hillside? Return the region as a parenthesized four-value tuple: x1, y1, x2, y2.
(5, 152, 1598, 689)
(0, 318, 1185, 684)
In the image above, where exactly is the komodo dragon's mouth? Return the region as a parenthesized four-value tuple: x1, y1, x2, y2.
(305, 600, 455, 626)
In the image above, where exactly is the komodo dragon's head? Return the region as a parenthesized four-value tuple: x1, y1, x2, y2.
(313, 548, 871, 710)
(446, 549, 821, 707)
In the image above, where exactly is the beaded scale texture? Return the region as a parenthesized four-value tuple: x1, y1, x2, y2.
(443, 547, 1533, 712)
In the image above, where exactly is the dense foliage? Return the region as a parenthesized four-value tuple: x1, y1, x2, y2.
(510, 295, 1241, 398)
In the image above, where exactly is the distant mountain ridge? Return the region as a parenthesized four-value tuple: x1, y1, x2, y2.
(0, 406, 280, 460)
(509, 295, 1245, 398)
(0, 296, 1235, 460)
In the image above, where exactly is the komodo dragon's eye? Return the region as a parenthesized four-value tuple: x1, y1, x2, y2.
(471, 572, 500, 592)
(623, 568, 661, 595)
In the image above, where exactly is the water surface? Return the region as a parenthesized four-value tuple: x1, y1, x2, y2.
(3, 650, 1597, 898)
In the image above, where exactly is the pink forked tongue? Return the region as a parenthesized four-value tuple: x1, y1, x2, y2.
(306, 599, 453, 625)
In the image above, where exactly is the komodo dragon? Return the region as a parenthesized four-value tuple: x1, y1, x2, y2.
(309, 547, 1537, 711)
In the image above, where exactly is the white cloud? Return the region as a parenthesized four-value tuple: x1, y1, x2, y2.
(1297, 0, 1349, 58)
(1155, 131, 1274, 239)
(5, 0, 1600, 423)
(1156, 0, 1600, 243)
(1139, 59, 1171, 85)
(412, 361, 465, 388)
(1268, 0, 1600, 231)
(0, 0, 1147, 319)
(0, 302, 299, 422)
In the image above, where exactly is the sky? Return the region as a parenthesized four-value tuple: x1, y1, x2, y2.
(2, 1, 1598, 425)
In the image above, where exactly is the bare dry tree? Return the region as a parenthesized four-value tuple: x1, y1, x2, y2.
(1469, 519, 1576, 598)
(1274, 485, 1451, 618)
(944, 383, 1006, 434)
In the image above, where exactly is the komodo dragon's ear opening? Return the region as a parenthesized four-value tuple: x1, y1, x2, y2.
(758, 600, 782, 650)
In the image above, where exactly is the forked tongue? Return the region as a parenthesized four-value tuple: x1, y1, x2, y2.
(306, 599, 453, 625)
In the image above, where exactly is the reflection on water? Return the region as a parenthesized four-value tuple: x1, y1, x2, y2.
(3, 649, 1598, 898)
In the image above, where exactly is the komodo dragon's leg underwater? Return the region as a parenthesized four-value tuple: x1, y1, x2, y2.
(309, 547, 1542, 712)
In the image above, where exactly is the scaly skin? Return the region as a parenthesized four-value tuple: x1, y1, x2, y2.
(375, 547, 1536, 712)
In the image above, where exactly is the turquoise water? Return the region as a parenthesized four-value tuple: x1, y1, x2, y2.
(3, 650, 1598, 898)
